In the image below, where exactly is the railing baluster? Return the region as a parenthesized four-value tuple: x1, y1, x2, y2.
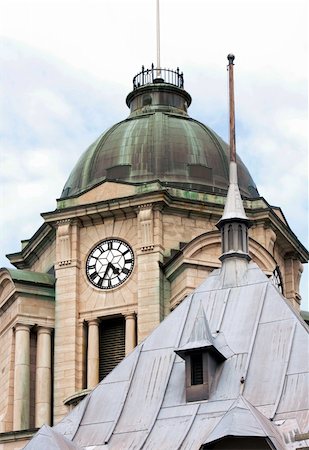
(132, 67, 184, 90)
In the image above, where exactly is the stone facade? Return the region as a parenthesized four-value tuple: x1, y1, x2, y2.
(0, 180, 308, 449)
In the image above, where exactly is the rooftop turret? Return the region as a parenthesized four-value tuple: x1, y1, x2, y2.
(126, 65, 192, 116)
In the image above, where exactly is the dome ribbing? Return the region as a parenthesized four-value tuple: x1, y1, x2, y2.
(61, 68, 258, 199)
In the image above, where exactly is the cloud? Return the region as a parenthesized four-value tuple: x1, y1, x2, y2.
(0, 39, 126, 260)
(0, 0, 307, 307)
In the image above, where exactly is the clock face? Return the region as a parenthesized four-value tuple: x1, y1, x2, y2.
(86, 239, 134, 290)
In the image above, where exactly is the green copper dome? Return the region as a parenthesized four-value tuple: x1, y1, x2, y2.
(61, 69, 258, 199)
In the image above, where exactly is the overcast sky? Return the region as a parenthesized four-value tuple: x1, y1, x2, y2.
(0, 0, 308, 307)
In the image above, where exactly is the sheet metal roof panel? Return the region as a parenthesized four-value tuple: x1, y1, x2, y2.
(286, 323, 309, 374)
(107, 430, 149, 450)
(219, 284, 265, 354)
(79, 381, 130, 426)
(113, 349, 175, 434)
(260, 283, 301, 324)
(211, 353, 247, 401)
(54, 394, 90, 440)
(191, 289, 229, 334)
(276, 373, 309, 414)
(74, 423, 114, 448)
(142, 415, 196, 450)
(198, 399, 234, 415)
(24, 425, 81, 450)
(97, 346, 139, 384)
(244, 319, 296, 409)
(161, 361, 186, 407)
(179, 414, 221, 450)
(142, 296, 190, 351)
(158, 403, 201, 420)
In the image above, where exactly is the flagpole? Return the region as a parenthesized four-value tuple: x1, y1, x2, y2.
(156, 0, 161, 77)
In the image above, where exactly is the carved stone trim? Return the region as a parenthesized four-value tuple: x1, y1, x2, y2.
(56, 219, 72, 266)
(138, 204, 154, 252)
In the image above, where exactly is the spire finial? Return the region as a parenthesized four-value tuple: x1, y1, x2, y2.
(227, 53, 236, 165)
(216, 55, 251, 261)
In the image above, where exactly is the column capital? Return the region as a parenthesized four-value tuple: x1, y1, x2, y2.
(14, 323, 31, 333)
(124, 312, 136, 320)
(37, 326, 53, 336)
(88, 318, 100, 326)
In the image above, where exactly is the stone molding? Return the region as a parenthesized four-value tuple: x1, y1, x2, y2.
(56, 219, 72, 266)
(138, 204, 154, 252)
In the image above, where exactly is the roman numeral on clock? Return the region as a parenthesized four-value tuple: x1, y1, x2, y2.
(89, 272, 98, 281)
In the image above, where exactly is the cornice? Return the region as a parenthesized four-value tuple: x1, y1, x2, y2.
(5, 189, 307, 271)
(6, 223, 55, 269)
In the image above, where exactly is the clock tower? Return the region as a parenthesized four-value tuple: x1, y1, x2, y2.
(0, 66, 307, 443)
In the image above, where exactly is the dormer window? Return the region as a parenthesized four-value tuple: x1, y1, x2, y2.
(179, 349, 225, 402)
(175, 303, 226, 402)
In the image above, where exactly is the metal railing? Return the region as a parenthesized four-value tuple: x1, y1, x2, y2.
(133, 64, 184, 90)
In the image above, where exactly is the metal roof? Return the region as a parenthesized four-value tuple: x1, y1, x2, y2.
(217, 161, 249, 224)
(7, 269, 55, 286)
(25, 258, 309, 449)
(61, 82, 258, 200)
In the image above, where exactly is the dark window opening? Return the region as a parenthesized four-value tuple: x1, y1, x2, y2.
(191, 353, 203, 385)
(271, 266, 284, 295)
(228, 224, 233, 249)
(99, 317, 125, 380)
(188, 164, 213, 183)
(106, 165, 131, 180)
(238, 225, 243, 251)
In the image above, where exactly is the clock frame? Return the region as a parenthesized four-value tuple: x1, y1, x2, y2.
(86, 238, 134, 290)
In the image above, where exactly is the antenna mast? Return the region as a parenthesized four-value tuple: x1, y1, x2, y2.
(156, 0, 161, 77)
(227, 54, 236, 163)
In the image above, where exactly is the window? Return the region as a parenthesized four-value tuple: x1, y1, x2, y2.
(99, 317, 125, 380)
(271, 266, 283, 294)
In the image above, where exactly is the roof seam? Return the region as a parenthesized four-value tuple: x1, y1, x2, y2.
(270, 321, 297, 420)
(241, 282, 268, 393)
(104, 344, 144, 444)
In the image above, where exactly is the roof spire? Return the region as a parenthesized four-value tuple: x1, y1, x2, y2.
(227, 54, 236, 164)
(217, 55, 251, 261)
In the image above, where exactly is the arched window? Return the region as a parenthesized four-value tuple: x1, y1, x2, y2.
(270, 266, 283, 294)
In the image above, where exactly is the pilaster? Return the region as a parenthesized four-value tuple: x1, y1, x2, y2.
(284, 254, 303, 309)
(137, 204, 165, 342)
(54, 219, 82, 422)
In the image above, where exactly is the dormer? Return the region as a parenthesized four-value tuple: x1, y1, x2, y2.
(174, 304, 226, 402)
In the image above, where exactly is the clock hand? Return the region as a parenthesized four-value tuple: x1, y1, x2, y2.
(110, 263, 120, 275)
(102, 262, 112, 279)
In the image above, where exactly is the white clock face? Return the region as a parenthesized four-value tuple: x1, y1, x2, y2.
(86, 239, 134, 290)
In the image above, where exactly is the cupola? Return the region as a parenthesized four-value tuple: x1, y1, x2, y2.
(60, 64, 258, 200)
(126, 65, 192, 116)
